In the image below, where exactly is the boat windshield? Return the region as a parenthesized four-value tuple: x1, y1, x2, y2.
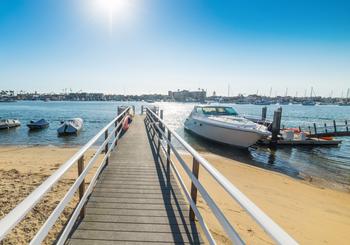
(196, 107, 238, 116)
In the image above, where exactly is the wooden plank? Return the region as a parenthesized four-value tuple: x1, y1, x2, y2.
(91, 192, 184, 200)
(92, 184, 181, 191)
(89, 196, 187, 205)
(85, 208, 184, 217)
(86, 202, 189, 211)
(69, 239, 178, 245)
(71, 230, 202, 244)
(77, 222, 199, 234)
(92, 188, 175, 194)
(83, 214, 194, 225)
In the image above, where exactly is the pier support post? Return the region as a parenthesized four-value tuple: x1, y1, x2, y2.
(324, 123, 328, 133)
(271, 107, 282, 144)
(313, 123, 317, 136)
(346, 120, 348, 132)
(190, 158, 200, 221)
(77, 156, 86, 218)
(261, 106, 267, 121)
(105, 130, 109, 165)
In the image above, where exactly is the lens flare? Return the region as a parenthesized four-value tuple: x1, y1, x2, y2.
(92, 0, 131, 33)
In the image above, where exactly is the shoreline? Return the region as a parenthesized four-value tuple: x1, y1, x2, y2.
(191, 148, 350, 193)
(1, 145, 350, 244)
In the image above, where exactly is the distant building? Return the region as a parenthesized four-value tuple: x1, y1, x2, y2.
(168, 89, 206, 102)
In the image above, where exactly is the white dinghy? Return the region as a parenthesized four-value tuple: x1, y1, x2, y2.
(57, 118, 83, 135)
(0, 119, 21, 129)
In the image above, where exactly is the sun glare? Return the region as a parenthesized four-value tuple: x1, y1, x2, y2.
(92, 0, 132, 33)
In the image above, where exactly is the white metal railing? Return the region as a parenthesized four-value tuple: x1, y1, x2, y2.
(0, 106, 131, 243)
(145, 107, 298, 245)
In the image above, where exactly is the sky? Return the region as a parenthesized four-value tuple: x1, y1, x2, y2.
(0, 0, 349, 96)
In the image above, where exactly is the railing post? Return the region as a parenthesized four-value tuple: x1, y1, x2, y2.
(160, 110, 164, 138)
(333, 120, 337, 132)
(167, 130, 171, 167)
(190, 157, 200, 221)
(105, 129, 109, 165)
(141, 105, 144, 115)
(114, 119, 118, 148)
(77, 156, 85, 218)
(324, 123, 328, 133)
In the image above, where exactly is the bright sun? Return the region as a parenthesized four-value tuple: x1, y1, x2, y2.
(92, 0, 131, 33)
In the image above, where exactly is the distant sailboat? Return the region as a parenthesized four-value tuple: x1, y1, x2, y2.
(339, 88, 350, 106)
(302, 87, 316, 106)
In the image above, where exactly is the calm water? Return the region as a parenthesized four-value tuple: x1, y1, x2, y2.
(1, 101, 350, 189)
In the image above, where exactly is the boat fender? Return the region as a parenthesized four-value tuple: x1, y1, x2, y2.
(123, 116, 130, 131)
(321, 136, 333, 141)
(285, 127, 301, 133)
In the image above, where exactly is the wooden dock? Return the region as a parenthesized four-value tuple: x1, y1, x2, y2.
(67, 115, 203, 244)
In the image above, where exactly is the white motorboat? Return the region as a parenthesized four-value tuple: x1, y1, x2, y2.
(0, 119, 21, 129)
(184, 106, 271, 148)
(57, 118, 83, 135)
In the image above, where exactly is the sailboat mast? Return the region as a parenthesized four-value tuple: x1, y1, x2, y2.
(310, 87, 313, 98)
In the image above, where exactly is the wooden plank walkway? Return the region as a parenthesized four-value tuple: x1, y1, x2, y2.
(67, 115, 204, 245)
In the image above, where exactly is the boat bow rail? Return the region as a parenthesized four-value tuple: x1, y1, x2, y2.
(0, 107, 131, 244)
(145, 107, 298, 245)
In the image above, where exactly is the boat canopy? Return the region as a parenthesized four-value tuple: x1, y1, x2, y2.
(195, 106, 238, 116)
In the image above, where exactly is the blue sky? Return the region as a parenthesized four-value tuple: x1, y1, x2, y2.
(0, 0, 349, 96)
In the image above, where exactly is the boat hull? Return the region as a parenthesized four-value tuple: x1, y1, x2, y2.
(184, 118, 266, 148)
(27, 124, 49, 130)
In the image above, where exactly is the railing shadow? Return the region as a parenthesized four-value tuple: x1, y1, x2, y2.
(144, 117, 201, 244)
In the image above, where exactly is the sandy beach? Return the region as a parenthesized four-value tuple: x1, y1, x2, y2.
(0, 146, 102, 244)
(1, 146, 350, 244)
(176, 152, 350, 244)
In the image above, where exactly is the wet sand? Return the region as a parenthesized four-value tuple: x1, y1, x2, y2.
(1, 146, 350, 244)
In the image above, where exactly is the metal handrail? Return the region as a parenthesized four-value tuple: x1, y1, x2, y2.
(145, 107, 298, 245)
(146, 114, 243, 244)
(0, 107, 130, 242)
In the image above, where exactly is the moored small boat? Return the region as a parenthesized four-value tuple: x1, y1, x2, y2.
(301, 100, 316, 106)
(57, 118, 83, 135)
(0, 119, 21, 129)
(184, 106, 271, 148)
(27, 119, 49, 130)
